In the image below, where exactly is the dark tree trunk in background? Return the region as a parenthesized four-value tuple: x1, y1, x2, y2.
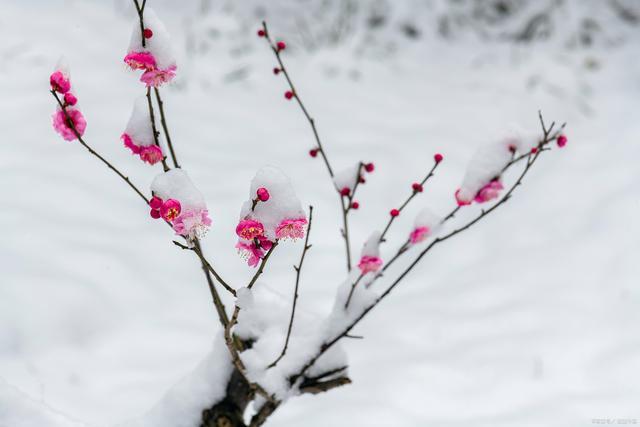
(201, 369, 252, 427)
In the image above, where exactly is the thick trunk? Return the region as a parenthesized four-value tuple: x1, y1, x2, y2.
(200, 369, 251, 427)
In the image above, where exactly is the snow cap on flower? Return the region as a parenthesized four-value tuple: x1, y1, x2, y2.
(239, 166, 305, 241)
(126, 8, 176, 86)
(357, 231, 383, 274)
(151, 169, 211, 240)
(121, 97, 163, 162)
(409, 208, 440, 245)
(455, 139, 513, 205)
(332, 163, 361, 195)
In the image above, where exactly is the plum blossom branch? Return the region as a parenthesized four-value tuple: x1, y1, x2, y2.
(50, 91, 149, 204)
(261, 21, 360, 272)
(288, 113, 563, 386)
(172, 240, 236, 297)
(153, 87, 180, 169)
(268, 206, 314, 369)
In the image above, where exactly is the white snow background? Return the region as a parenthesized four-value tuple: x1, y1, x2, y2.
(1, 0, 639, 426)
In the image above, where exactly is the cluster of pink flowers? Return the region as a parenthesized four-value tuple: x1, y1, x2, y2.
(357, 255, 383, 274)
(455, 179, 504, 206)
(235, 187, 307, 267)
(149, 195, 211, 240)
(121, 133, 164, 165)
(124, 50, 176, 87)
(50, 69, 86, 141)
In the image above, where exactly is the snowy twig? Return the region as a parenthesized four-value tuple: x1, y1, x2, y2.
(224, 244, 280, 403)
(344, 273, 364, 309)
(379, 159, 441, 243)
(288, 114, 561, 385)
(268, 206, 314, 369)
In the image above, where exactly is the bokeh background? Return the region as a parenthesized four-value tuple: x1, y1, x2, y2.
(1, 0, 639, 426)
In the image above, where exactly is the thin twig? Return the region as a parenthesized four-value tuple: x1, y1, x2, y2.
(145, 86, 169, 171)
(379, 159, 441, 243)
(50, 91, 148, 204)
(344, 273, 364, 309)
(153, 87, 180, 169)
(268, 207, 314, 368)
(173, 240, 236, 297)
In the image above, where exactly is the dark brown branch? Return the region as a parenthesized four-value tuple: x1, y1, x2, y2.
(249, 401, 280, 427)
(193, 238, 230, 329)
(268, 206, 314, 368)
(153, 87, 180, 169)
(50, 91, 149, 204)
(261, 21, 334, 178)
(132, 0, 146, 48)
(344, 273, 364, 309)
(145, 87, 169, 172)
(299, 376, 351, 394)
(173, 240, 236, 297)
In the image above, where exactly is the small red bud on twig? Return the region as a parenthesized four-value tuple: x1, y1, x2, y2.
(273, 67, 281, 75)
(557, 135, 567, 148)
(309, 148, 319, 157)
(257, 29, 266, 37)
(358, 176, 366, 184)
(351, 201, 359, 210)
(143, 28, 153, 39)
(256, 187, 270, 202)
(390, 208, 400, 217)
(340, 187, 351, 197)
(411, 182, 423, 192)
(531, 147, 538, 154)
(285, 91, 294, 100)
(276, 41, 286, 51)
(434, 153, 443, 163)
(364, 162, 375, 173)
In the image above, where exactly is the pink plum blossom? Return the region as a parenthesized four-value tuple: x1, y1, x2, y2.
(52, 108, 86, 141)
(474, 180, 504, 203)
(236, 219, 265, 240)
(455, 189, 472, 206)
(160, 199, 181, 221)
(63, 92, 77, 106)
(358, 255, 383, 274)
(140, 65, 177, 87)
(236, 236, 273, 268)
(139, 145, 164, 165)
(409, 226, 430, 245)
(275, 218, 308, 240)
(124, 51, 157, 71)
(122, 133, 142, 155)
(50, 71, 70, 94)
(173, 209, 212, 240)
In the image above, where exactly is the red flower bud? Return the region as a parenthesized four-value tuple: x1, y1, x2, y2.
(434, 153, 443, 163)
(309, 148, 319, 157)
(358, 176, 366, 184)
(340, 187, 351, 197)
(390, 208, 400, 217)
(150, 208, 161, 219)
(351, 201, 359, 209)
(149, 196, 163, 210)
(276, 41, 286, 51)
(273, 67, 281, 75)
(256, 187, 270, 202)
(285, 91, 294, 100)
(557, 135, 568, 148)
(143, 28, 153, 39)
(257, 29, 266, 37)
(531, 147, 538, 154)
(364, 162, 375, 173)
(412, 182, 423, 192)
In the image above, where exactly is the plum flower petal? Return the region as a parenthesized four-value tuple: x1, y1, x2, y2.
(124, 51, 157, 71)
(50, 70, 71, 94)
(409, 226, 430, 245)
(358, 255, 383, 274)
(236, 240, 264, 268)
(275, 218, 307, 240)
(455, 188, 472, 206)
(173, 209, 212, 240)
(52, 108, 86, 141)
(474, 180, 504, 203)
(122, 133, 142, 154)
(160, 199, 181, 221)
(140, 65, 176, 87)
(139, 145, 164, 165)
(236, 219, 265, 240)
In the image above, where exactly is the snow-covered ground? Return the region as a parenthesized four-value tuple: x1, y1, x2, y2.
(1, 1, 639, 426)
